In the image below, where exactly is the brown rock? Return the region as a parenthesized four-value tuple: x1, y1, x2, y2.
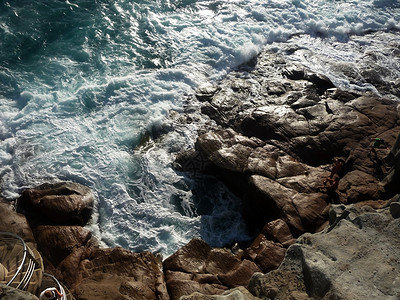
(164, 239, 261, 299)
(292, 193, 329, 232)
(193, 273, 221, 285)
(0, 202, 35, 243)
(74, 273, 157, 300)
(247, 175, 304, 235)
(57, 247, 87, 287)
(337, 170, 384, 203)
(166, 279, 227, 300)
(205, 248, 241, 274)
(218, 259, 262, 288)
(261, 219, 294, 244)
(165, 270, 193, 281)
(243, 235, 286, 273)
(33, 225, 92, 267)
(73, 247, 168, 300)
(19, 182, 94, 226)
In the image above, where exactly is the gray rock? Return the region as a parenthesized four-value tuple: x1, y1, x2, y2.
(0, 283, 39, 300)
(179, 286, 261, 300)
(249, 205, 400, 300)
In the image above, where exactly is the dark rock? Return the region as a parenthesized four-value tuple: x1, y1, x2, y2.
(18, 182, 94, 226)
(163, 239, 212, 274)
(57, 246, 87, 288)
(33, 225, 93, 267)
(0, 283, 39, 300)
(72, 248, 169, 300)
(291, 193, 329, 232)
(261, 219, 293, 245)
(246, 175, 303, 235)
(0, 202, 35, 243)
(163, 239, 261, 299)
(218, 259, 261, 288)
(382, 132, 400, 194)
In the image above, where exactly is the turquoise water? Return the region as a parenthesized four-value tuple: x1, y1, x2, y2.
(0, 0, 399, 256)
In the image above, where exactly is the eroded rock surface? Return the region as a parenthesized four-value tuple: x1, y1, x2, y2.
(19, 182, 94, 226)
(172, 43, 400, 299)
(72, 248, 169, 300)
(179, 286, 261, 300)
(9, 181, 169, 300)
(2, 33, 400, 300)
(163, 239, 261, 300)
(248, 204, 400, 300)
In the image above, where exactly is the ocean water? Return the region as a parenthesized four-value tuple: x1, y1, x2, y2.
(0, 0, 399, 257)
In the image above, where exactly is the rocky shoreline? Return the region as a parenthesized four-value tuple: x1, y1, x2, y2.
(1, 32, 400, 299)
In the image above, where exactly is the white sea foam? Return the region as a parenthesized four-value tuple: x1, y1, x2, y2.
(0, 0, 399, 256)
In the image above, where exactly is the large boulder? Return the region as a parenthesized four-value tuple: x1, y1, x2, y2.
(337, 170, 384, 203)
(72, 247, 169, 300)
(163, 239, 261, 300)
(261, 219, 295, 246)
(246, 175, 303, 235)
(18, 182, 95, 226)
(248, 204, 400, 299)
(33, 225, 93, 267)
